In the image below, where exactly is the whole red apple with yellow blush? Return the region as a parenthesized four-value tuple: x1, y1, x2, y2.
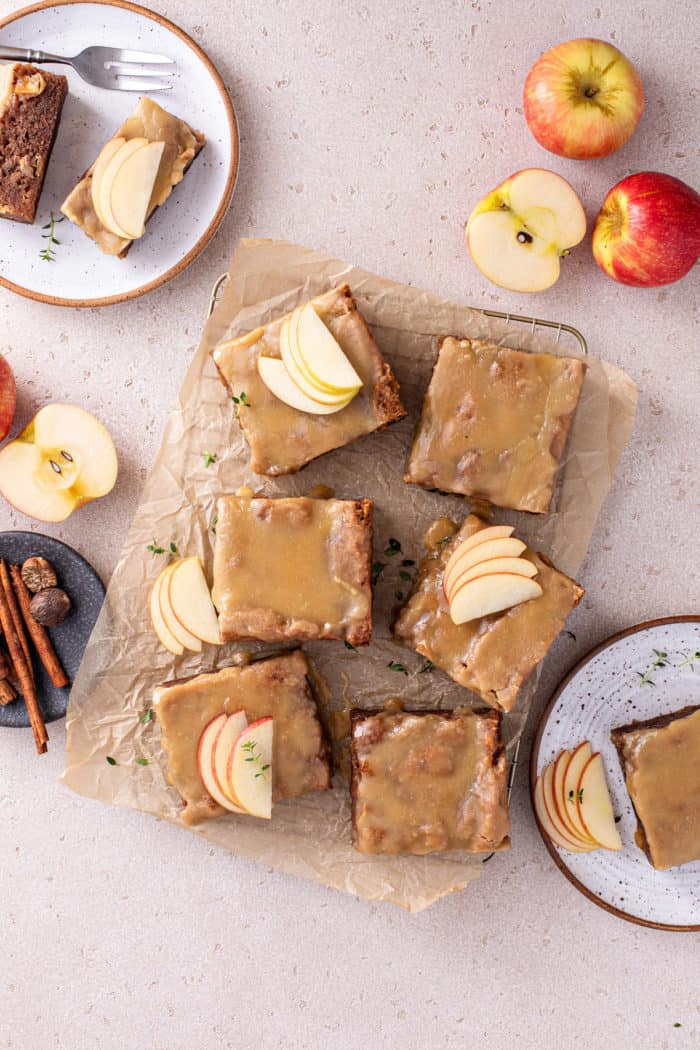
(524, 38, 644, 159)
(0, 352, 16, 443)
(593, 172, 700, 287)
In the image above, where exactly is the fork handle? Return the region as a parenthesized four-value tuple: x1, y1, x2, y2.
(0, 45, 70, 65)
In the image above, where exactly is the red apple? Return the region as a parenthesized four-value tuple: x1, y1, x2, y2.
(524, 38, 644, 159)
(592, 172, 700, 287)
(0, 353, 16, 443)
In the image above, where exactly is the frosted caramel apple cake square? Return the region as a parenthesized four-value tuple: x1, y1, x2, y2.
(404, 337, 585, 514)
(212, 284, 406, 475)
(393, 514, 583, 712)
(212, 495, 373, 645)
(155, 650, 331, 825)
(350, 707, 510, 855)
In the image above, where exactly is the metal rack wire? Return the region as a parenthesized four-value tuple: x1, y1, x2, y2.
(207, 273, 588, 829)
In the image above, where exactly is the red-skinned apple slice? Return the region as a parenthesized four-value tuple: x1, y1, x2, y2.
(449, 572, 543, 625)
(197, 713, 246, 814)
(551, 749, 594, 844)
(0, 351, 17, 443)
(168, 556, 221, 645)
(576, 753, 623, 851)
(443, 525, 515, 580)
(227, 717, 273, 819)
(150, 567, 184, 656)
(443, 537, 527, 598)
(466, 168, 586, 292)
(0, 403, 118, 523)
(211, 710, 248, 812)
(158, 562, 201, 653)
(534, 772, 592, 852)
(562, 742, 598, 843)
(544, 758, 592, 847)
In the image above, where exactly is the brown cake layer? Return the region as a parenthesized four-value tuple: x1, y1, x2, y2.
(0, 64, 68, 224)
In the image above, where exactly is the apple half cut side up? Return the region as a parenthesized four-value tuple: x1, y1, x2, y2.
(258, 356, 353, 415)
(227, 717, 274, 820)
(0, 403, 118, 523)
(150, 568, 184, 656)
(198, 712, 247, 815)
(466, 169, 586, 292)
(449, 573, 543, 626)
(168, 556, 221, 645)
(576, 753, 623, 851)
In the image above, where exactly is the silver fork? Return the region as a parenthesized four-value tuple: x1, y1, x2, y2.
(0, 44, 175, 91)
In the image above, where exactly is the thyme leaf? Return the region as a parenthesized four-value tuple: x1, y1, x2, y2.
(567, 788, 584, 805)
(399, 570, 413, 583)
(139, 709, 154, 725)
(106, 756, 117, 766)
(384, 537, 402, 557)
(211, 514, 218, 535)
(135, 757, 149, 766)
(203, 452, 217, 468)
(344, 640, 359, 653)
(387, 660, 409, 675)
(419, 660, 435, 673)
(39, 212, 65, 262)
(371, 561, 386, 585)
(241, 738, 270, 779)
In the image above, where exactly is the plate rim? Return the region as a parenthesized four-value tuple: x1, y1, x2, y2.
(0, 528, 105, 726)
(0, 0, 240, 308)
(529, 614, 700, 933)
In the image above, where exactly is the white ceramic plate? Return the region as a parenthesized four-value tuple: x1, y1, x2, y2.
(531, 617, 700, 930)
(0, 0, 238, 306)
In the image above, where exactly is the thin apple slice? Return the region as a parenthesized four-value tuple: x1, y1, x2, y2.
(444, 526, 515, 579)
(98, 137, 149, 238)
(576, 753, 623, 851)
(444, 537, 527, 597)
(286, 307, 355, 395)
(445, 556, 537, 601)
(534, 773, 592, 852)
(279, 318, 356, 405)
(211, 710, 249, 812)
(562, 742, 598, 843)
(295, 303, 363, 393)
(150, 567, 183, 656)
(552, 749, 593, 844)
(91, 137, 126, 227)
(227, 717, 273, 819)
(159, 562, 201, 653)
(198, 713, 245, 814)
(258, 356, 354, 415)
(110, 139, 166, 239)
(168, 556, 221, 645)
(449, 572, 543, 625)
(542, 761, 594, 849)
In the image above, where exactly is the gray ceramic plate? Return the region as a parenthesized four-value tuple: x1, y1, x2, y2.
(0, 532, 104, 727)
(530, 617, 700, 931)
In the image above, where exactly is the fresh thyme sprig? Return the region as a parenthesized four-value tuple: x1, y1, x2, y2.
(39, 212, 64, 262)
(211, 514, 219, 535)
(676, 650, 700, 670)
(203, 452, 217, 468)
(232, 392, 251, 417)
(146, 539, 179, 560)
(242, 738, 270, 779)
(567, 788, 584, 805)
(637, 649, 670, 687)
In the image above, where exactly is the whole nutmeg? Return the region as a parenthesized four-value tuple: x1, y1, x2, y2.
(29, 587, 71, 627)
(21, 556, 58, 593)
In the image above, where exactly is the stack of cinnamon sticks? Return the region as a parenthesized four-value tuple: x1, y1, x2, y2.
(0, 559, 69, 754)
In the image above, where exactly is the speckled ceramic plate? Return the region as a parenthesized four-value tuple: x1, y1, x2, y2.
(0, 531, 104, 727)
(530, 617, 700, 931)
(0, 0, 239, 307)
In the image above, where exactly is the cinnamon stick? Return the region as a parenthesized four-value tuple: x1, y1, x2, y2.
(10, 563, 69, 689)
(0, 560, 47, 753)
(0, 678, 15, 705)
(0, 560, 34, 685)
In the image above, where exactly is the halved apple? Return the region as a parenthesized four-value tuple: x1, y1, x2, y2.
(150, 567, 184, 656)
(168, 556, 221, 645)
(443, 537, 527, 598)
(227, 717, 273, 819)
(449, 572, 543, 625)
(466, 168, 586, 292)
(97, 136, 150, 239)
(258, 356, 354, 415)
(158, 562, 202, 653)
(110, 139, 165, 239)
(0, 403, 118, 523)
(576, 753, 623, 851)
(444, 526, 515, 578)
(534, 772, 592, 852)
(444, 556, 537, 602)
(197, 712, 246, 814)
(562, 742, 598, 844)
(279, 318, 357, 406)
(293, 302, 363, 395)
(211, 710, 249, 812)
(91, 137, 126, 228)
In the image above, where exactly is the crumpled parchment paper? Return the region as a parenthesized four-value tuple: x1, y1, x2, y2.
(62, 239, 638, 912)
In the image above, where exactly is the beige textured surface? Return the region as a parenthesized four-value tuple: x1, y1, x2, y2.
(0, 1, 698, 1047)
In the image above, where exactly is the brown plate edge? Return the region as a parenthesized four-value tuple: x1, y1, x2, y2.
(0, 0, 240, 308)
(529, 614, 700, 933)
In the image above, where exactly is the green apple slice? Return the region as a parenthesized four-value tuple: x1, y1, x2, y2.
(278, 321, 356, 406)
(91, 137, 126, 228)
(97, 137, 150, 239)
(110, 140, 166, 239)
(295, 303, 363, 394)
(286, 307, 354, 395)
(258, 356, 353, 415)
